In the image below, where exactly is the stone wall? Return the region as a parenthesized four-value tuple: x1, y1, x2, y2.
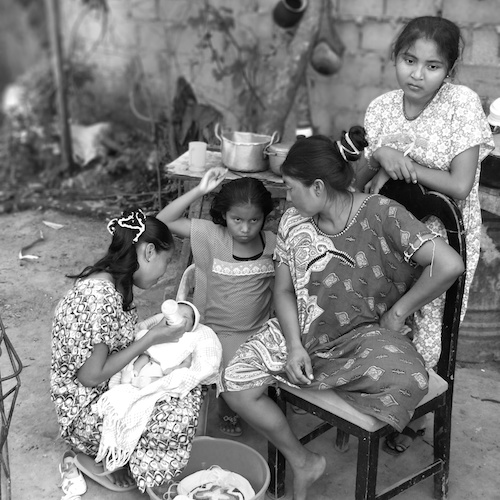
(53, 0, 500, 134)
(59, 0, 276, 130)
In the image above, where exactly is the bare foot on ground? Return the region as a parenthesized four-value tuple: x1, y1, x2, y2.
(292, 451, 326, 500)
(106, 466, 135, 488)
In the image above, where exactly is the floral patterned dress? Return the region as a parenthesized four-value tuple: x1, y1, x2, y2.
(50, 279, 203, 492)
(224, 198, 435, 432)
(364, 83, 494, 367)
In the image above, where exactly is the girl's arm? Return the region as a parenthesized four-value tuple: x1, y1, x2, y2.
(77, 320, 188, 387)
(380, 237, 464, 333)
(273, 262, 313, 385)
(156, 166, 227, 238)
(372, 146, 417, 185)
(370, 145, 479, 199)
(411, 146, 479, 200)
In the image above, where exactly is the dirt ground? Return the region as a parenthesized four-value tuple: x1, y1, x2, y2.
(1, 207, 500, 500)
(0, 207, 180, 500)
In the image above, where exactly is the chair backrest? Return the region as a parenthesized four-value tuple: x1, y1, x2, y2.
(175, 263, 196, 302)
(379, 180, 466, 386)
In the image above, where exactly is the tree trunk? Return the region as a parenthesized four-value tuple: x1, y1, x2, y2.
(256, 0, 324, 136)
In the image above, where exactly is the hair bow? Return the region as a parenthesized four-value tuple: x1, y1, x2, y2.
(107, 209, 146, 243)
(337, 132, 361, 162)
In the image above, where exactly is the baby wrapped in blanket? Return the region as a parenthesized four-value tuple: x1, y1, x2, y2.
(97, 300, 222, 470)
(111, 300, 220, 390)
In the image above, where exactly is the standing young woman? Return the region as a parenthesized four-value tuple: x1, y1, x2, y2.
(360, 15, 493, 322)
(357, 16, 494, 452)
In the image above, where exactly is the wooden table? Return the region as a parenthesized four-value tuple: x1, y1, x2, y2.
(165, 149, 286, 193)
(164, 150, 288, 290)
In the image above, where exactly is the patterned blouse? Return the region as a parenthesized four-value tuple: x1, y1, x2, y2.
(274, 197, 437, 351)
(50, 279, 137, 437)
(364, 83, 494, 310)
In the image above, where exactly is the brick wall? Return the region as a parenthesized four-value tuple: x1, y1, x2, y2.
(59, 0, 500, 136)
(309, 0, 500, 136)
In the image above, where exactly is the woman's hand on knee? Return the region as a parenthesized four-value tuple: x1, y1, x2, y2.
(380, 309, 409, 334)
(286, 347, 313, 385)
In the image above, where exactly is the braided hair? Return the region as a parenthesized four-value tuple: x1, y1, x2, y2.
(210, 177, 273, 229)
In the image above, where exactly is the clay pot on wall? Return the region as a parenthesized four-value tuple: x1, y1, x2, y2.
(310, 0, 345, 76)
(273, 0, 308, 29)
(311, 41, 342, 76)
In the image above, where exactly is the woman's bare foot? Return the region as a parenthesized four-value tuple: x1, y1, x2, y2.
(292, 451, 326, 500)
(105, 465, 135, 488)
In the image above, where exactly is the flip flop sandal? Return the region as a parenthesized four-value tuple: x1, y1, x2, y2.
(74, 453, 137, 492)
(219, 414, 243, 437)
(291, 404, 308, 415)
(383, 427, 426, 456)
(59, 450, 87, 500)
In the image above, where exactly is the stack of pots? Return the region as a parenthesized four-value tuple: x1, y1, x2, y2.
(265, 135, 310, 176)
(214, 123, 279, 173)
(265, 141, 294, 176)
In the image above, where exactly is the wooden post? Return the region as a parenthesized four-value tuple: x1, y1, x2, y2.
(45, 0, 74, 173)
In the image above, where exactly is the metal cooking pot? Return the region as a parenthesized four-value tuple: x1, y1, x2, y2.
(264, 141, 294, 176)
(215, 123, 279, 172)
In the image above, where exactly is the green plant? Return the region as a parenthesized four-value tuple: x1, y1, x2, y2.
(186, 2, 280, 130)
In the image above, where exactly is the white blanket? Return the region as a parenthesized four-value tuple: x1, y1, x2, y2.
(95, 324, 222, 470)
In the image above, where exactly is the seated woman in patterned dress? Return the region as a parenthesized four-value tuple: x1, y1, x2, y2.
(222, 127, 465, 500)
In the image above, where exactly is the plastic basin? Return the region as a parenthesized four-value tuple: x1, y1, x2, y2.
(147, 436, 271, 500)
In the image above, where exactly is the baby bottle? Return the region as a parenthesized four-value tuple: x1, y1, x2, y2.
(161, 299, 184, 326)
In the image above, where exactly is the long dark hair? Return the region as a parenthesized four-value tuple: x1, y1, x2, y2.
(68, 212, 174, 311)
(281, 125, 367, 198)
(210, 177, 273, 228)
(392, 16, 463, 77)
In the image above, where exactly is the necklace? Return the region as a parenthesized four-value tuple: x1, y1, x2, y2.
(344, 191, 354, 230)
(315, 192, 354, 235)
(403, 87, 440, 121)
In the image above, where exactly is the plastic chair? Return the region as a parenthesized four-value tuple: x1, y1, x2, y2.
(267, 180, 466, 500)
(175, 263, 195, 303)
(174, 263, 210, 436)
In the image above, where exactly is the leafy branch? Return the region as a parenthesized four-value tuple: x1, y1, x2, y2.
(186, 2, 279, 129)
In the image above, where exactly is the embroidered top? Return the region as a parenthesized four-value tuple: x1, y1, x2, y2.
(364, 83, 494, 312)
(274, 197, 438, 348)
